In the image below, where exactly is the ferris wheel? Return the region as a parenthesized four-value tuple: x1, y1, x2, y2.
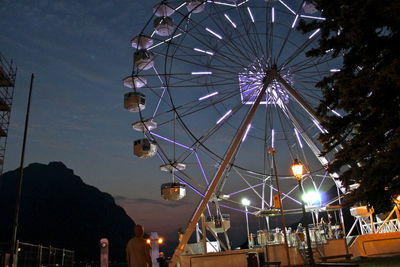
(123, 0, 344, 262)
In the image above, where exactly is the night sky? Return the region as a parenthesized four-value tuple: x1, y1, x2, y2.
(0, 0, 339, 254)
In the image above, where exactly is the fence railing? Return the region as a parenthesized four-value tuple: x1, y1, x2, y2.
(0, 241, 75, 267)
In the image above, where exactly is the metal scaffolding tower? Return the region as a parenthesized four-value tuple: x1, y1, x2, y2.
(0, 53, 17, 175)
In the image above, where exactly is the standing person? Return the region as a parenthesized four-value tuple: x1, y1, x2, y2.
(126, 225, 153, 267)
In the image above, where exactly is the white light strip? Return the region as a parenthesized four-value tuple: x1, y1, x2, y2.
(308, 28, 321, 39)
(242, 124, 252, 141)
(300, 15, 326, 21)
(205, 27, 223, 39)
(330, 69, 341, 72)
(294, 128, 303, 148)
(148, 33, 182, 50)
(224, 13, 237, 28)
(194, 48, 214, 55)
(191, 71, 212, 75)
(238, 0, 250, 7)
(313, 120, 327, 134)
(291, 15, 299, 28)
(271, 129, 275, 148)
(199, 91, 218, 101)
(329, 108, 343, 118)
(208, 1, 237, 7)
(272, 7, 275, 23)
(278, 0, 296, 15)
(216, 110, 232, 124)
(176, 3, 186, 10)
(247, 7, 255, 23)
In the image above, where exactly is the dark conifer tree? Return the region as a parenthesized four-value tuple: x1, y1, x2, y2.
(299, 0, 400, 212)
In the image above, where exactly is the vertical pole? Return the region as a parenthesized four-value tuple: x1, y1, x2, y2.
(61, 249, 65, 267)
(196, 223, 200, 243)
(38, 245, 42, 267)
(245, 206, 250, 238)
(270, 150, 291, 265)
(10, 74, 34, 267)
(201, 214, 207, 254)
(298, 180, 315, 266)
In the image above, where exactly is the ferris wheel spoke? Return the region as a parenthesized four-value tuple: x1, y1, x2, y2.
(231, 6, 263, 60)
(233, 167, 272, 208)
(279, 30, 321, 68)
(275, 1, 305, 63)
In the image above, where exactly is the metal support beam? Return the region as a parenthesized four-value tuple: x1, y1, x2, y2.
(169, 73, 274, 267)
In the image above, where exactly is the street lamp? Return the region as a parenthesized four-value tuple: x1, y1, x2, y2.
(291, 159, 315, 265)
(242, 198, 251, 247)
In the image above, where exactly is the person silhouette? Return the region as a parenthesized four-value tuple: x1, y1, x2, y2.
(126, 225, 153, 267)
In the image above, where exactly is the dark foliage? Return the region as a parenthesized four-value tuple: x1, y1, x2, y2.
(299, 0, 400, 212)
(0, 162, 135, 262)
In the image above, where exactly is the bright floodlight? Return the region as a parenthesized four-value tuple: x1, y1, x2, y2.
(241, 198, 251, 206)
(291, 159, 304, 180)
(302, 191, 321, 205)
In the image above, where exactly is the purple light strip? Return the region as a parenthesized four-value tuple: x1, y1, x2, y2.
(151, 132, 193, 151)
(156, 153, 204, 197)
(228, 183, 263, 196)
(195, 152, 209, 185)
(220, 204, 247, 214)
(174, 173, 205, 197)
(318, 172, 328, 191)
(271, 186, 302, 205)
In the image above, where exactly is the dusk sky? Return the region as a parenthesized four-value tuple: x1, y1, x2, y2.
(1, 0, 339, 253)
(0, 0, 195, 242)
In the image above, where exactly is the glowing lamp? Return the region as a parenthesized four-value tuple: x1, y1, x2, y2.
(394, 194, 400, 204)
(291, 159, 304, 180)
(302, 191, 321, 206)
(146, 239, 151, 244)
(241, 198, 251, 206)
(158, 238, 164, 245)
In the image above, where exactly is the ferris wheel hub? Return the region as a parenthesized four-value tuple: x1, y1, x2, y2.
(239, 60, 292, 105)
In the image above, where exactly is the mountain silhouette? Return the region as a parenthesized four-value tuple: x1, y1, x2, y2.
(0, 162, 135, 263)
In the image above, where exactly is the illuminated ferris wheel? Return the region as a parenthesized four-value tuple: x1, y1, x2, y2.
(123, 0, 344, 262)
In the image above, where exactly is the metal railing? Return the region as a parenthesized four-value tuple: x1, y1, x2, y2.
(361, 218, 400, 234)
(15, 241, 74, 267)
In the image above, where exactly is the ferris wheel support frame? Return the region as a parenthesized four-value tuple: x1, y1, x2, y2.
(169, 73, 275, 267)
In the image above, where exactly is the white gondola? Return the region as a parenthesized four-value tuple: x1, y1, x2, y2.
(302, 1, 318, 14)
(132, 120, 158, 132)
(133, 138, 157, 158)
(123, 75, 147, 89)
(134, 50, 155, 71)
(131, 34, 153, 50)
(160, 162, 186, 172)
(186, 0, 206, 13)
(124, 92, 146, 112)
(153, 1, 175, 17)
(161, 182, 186, 200)
(350, 206, 374, 218)
(205, 214, 231, 233)
(154, 17, 175, 37)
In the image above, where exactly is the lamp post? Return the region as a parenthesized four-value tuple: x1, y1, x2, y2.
(291, 159, 314, 266)
(242, 198, 251, 247)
